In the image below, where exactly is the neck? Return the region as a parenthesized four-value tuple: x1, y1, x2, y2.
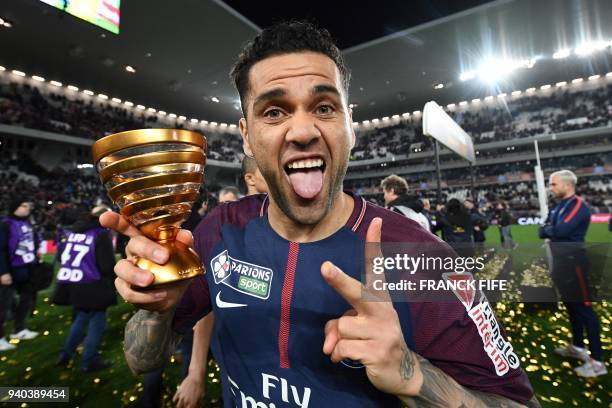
(562, 191, 575, 200)
(385, 197, 396, 208)
(267, 191, 354, 243)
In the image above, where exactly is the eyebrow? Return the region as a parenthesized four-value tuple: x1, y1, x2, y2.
(252, 88, 287, 111)
(311, 84, 341, 98)
(252, 84, 342, 111)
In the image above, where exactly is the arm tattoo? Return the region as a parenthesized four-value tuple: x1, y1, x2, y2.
(400, 344, 416, 380)
(400, 354, 540, 408)
(123, 309, 182, 375)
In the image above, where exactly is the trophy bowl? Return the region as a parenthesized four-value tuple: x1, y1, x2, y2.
(92, 128, 206, 286)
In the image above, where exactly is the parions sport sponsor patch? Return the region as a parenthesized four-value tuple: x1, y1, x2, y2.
(211, 250, 273, 300)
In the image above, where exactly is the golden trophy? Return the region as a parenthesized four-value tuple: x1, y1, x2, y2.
(92, 129, 206, 286)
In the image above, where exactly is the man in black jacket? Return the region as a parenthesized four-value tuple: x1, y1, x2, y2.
(53, 206, 116, 372)
(464, 199, 489, 249)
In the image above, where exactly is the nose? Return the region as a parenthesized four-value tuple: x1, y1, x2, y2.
(285, 109, 321, 148)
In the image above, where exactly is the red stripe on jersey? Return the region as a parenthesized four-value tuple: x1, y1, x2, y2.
(563, 197, 582, 223)
(279, 242, 299, 368)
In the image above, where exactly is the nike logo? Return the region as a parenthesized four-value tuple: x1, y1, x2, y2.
(215, 291, 247, 309)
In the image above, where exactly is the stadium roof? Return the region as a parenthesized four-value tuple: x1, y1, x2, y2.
(1, 0, 611, 125)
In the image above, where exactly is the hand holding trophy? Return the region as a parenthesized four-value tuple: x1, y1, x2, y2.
(92, 129, 206, 289)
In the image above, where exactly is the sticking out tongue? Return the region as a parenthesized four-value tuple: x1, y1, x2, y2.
(288, 169, 324, 200)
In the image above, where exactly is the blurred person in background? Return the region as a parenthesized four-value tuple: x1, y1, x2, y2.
(183, 191, 209, 233)
(464, 198, 489, 253)
(421, 198, 436, 232)
(493, 202, 515, 249)
(381, 175, 429, 231)
(217, 186, 241, 204)
(0, 198, 39, 351)
(241, 155, 268, 196)
(437, 198, 475, 258)
(52, 205, 116, 372)
(539, 170, 605, 377)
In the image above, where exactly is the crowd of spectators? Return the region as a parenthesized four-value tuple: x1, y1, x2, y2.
(351, 83, 612, 161)
(0, 81, 244, 163)
(1, 78, 611, 166)
(0, 155, 106, 237)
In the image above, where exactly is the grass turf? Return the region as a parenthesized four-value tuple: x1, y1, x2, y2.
(0, 224, 609, 406)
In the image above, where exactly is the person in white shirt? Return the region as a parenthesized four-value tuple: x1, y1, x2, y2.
(381, 175, 430, 231)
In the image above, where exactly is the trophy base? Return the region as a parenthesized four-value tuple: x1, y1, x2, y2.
(135, 240, 205, 286)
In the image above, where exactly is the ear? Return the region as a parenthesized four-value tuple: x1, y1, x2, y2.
(239, 118, 254, 157)
(244, 173, 255, 187)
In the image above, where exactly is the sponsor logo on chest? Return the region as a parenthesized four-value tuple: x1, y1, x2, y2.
(211, 250, 274, 300)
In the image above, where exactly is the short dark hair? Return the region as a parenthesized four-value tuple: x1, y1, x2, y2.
(241, 155, 258, 176)
(380, 175, 408, 196)
(230, 20, 350, 116)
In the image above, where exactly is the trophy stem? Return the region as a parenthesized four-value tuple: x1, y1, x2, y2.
(156, 224, 179, 242)
(134, 237, 204, 286)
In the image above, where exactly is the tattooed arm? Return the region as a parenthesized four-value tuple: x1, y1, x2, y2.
(398, 347, 541, 408)
(124, 309, 182, 375)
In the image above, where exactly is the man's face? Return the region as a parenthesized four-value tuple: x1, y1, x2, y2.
(383, 188, 396, 206)
(463, 200, 474, 210)
(239, 52, 355, 225)
(549, 175, 571, 199)
(219, 191, 239, 203)
(14, 202, 32, 217)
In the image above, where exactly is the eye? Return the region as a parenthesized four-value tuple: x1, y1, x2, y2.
(316, 105, 335, 115)
(264, 108, 284, 119)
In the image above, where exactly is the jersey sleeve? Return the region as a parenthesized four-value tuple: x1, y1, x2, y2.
(410, 300, 534, 404)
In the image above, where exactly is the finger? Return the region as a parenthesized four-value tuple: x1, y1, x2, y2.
(330, 339, 372, 364)
(172, 390, 179, 404)
(114, 277, 167, 305)
(99, 211, 141, 238)
(321, 261, 371, 314)
(323, 319, 339, 355)
(126, 235, 169, 264)
(176, 229, 194, 247)
(364, 217, 383, 287)
(337, 314, 372, 340)
(114, 259, 154, 287)
(364, 217, 392, 302)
